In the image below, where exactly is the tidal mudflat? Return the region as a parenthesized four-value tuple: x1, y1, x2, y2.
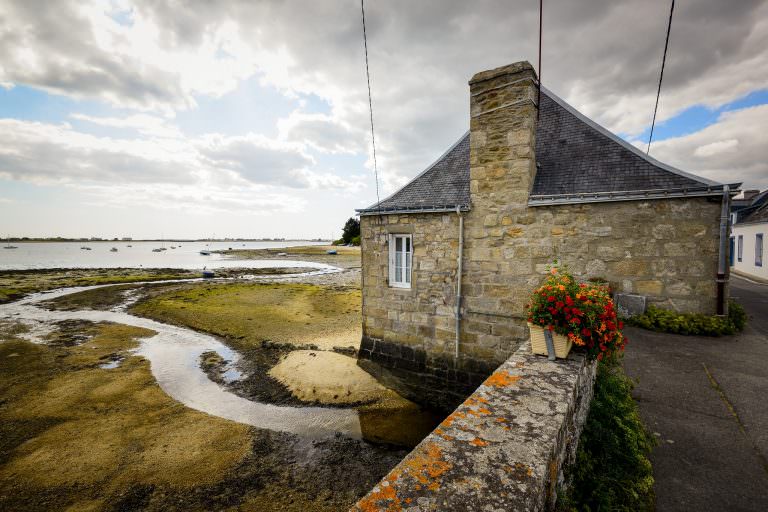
(0, 255, 442, 511)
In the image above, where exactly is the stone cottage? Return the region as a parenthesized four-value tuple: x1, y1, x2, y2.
(356, 61, 739, 406)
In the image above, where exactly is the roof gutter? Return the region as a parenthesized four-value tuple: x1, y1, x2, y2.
(357, 205, 471, 216)
(528, 183, 741, 206)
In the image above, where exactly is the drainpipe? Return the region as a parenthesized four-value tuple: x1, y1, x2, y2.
(716, 185, 730, 316)
(455, 206, 464, 359)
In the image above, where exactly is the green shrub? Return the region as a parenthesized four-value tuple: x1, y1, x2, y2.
(628, 299, 746, 336)
(560, 358, 656, 511)
(351, 235, 361, 246)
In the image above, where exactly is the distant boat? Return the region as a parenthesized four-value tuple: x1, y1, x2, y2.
(202, 267, 215, 278)
(326, 249, 337, 255)
(152, 248, 162, 253)
(80, 246, 92, 250)
(126, 245, 132, 247)
(200, 234, 215, 255)
(110, 247, 118, 252)
(3, 245, 18, 249)
(170, 246, 176, 249)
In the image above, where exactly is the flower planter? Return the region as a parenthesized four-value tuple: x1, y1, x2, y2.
(528, 323, 573, 359)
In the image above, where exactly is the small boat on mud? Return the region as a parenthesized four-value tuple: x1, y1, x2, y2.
(80, 246, 92, 250)
(110, 247, 118, 252)
(3, 245, 18, 249)
(152, 248, 162, 253)
(326, 249, 337, 255)
(202, 268, 215, 278)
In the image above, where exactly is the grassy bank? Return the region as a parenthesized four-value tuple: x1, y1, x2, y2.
(0, 314, 414, 510)
(0, 320, 254, 511)
(132, 281, 362, 352)
(0, 268, 199, 303)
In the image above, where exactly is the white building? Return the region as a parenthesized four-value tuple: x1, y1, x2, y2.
(731, 199, 767, 282)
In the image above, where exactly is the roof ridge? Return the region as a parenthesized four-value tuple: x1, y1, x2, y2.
(540, 86, 722, 187)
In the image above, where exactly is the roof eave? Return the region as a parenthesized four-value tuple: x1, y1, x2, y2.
(528, 183, 741, 206)
(357, 205, 471, 216)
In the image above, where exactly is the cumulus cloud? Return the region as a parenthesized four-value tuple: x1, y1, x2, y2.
(71, 113, 184, 139)
(0, 118, 365, 198)
(278, 112, 362, 154)
(198, 134, 315, 188)
(645, 105, 768, 189)
(0, 119, 198, 185)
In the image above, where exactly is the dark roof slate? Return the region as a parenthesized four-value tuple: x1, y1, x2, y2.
(358, 89, 726, 214)
(740, 192, 768, 224)
(532, 91, 716, 196)
(362, 133, 470, 213)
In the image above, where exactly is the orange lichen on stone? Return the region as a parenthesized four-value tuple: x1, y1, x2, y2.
(356, 478, 402, 512)
(495, 417, 508, 423)
(470, 437, 488, 447)
(402, 442, 453, 489)
(483, 370, 521, 388)
(440, 410, 466, 428)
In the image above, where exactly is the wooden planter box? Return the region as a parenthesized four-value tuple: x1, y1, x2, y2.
(528, 323, 573, 359)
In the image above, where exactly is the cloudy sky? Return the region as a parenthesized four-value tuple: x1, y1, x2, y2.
(1, 0, 767, 239)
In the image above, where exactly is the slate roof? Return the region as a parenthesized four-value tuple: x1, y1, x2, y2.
(358, 88, 736, 215)
(735, 190, 768, 224)
(739, 192, 768, 224)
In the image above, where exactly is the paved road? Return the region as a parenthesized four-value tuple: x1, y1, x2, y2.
(623, 276, 768, 511)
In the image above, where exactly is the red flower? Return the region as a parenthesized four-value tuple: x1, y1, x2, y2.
(547, 296, 555, 302)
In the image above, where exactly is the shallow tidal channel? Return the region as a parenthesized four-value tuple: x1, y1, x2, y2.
(0, 270, 443, 511)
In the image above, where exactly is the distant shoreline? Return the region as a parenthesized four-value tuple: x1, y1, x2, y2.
(2, 239, 332, 243)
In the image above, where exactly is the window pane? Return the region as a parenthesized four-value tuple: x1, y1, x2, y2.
(405, 253, 411, 283)
(395, 252, 402, 282)
(757, 234, 763, 267)
(738, 235, 743, 261)
(396, 237, 402, 252)
(406, 237, 411, 252)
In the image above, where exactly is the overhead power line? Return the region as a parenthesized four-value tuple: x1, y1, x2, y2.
(360, 0, 381, 208)
(647, 0, 675, 155)
(537, 0, 542, 120)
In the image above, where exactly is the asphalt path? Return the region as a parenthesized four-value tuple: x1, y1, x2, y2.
(623, 276, 768, 511)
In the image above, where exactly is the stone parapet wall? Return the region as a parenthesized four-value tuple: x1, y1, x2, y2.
(352, 346, 597, 511)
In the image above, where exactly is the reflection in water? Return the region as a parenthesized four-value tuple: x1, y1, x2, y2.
(0, 275, 443, 446)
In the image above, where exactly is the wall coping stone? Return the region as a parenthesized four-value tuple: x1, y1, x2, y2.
(352, 345, 597, 512)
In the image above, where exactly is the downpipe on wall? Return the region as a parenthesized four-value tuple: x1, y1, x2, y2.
(455, 206, 464, 359)
(717, 184, 730, 316)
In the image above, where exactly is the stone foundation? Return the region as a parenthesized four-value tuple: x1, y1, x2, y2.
(358, 335, 497, 411)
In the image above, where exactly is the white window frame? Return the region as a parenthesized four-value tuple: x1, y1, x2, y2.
(388, 234, 413, 288)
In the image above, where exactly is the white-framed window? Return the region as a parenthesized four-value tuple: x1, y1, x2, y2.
(388, 234, 412, 288)
(757, 234, 764, 267)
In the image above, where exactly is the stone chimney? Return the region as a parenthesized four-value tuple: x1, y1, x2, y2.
(468, 61, 539, 209)
(460, 61, 539, 365)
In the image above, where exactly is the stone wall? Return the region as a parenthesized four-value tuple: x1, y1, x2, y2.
(352, 346, 597, 511)
(360, 212, 498, 409)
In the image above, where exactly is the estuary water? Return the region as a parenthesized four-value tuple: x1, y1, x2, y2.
(0, 240, 327, 270)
